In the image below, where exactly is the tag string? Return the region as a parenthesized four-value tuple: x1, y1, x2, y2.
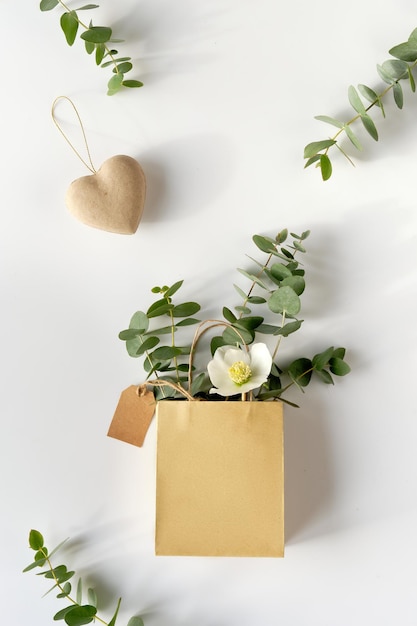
(51, 96, 97, 174)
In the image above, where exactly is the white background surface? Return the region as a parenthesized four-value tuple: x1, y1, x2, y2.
(2, 1, 417, 624)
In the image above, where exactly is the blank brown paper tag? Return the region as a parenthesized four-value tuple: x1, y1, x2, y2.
(107, 385, 155, 447)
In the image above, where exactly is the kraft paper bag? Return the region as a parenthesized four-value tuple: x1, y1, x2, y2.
(155, 400, 284, 557)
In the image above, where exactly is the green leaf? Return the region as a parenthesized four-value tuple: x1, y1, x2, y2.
(172, 302, 201, 317)
(62, 582, 72, 595)
(382, 59, 409, 80)
(122, 80, 144, 88)
(101, 57, 131, 68)
(151, 346, 183, 360)
(81, 26, 112, 44)
(234, 284, 248, 300)
(408, 67, 416, 92)
(125, 337, 142, 357)
(270, 263, 292, 281)
(113, 62, 133, 74)
(344, 125, 362, 150)
(129, 310, 149, 332)
(76, 578, 83, 605)
(273, 319, 303, 337)
(235, 305, 251, 314)
(256, 323, 281, 334)
(237, 268, 269, 290)
(320, 154, 332, 181)
(276, 229, 288, 243)
(358, 83, 379, 104)
(165, 280, 183, 297)
(268, 286, 301, 316)
(136, 336, 160, 356)
(64, 604, 97, 626)
(329, 357, 351, 376)
(44, 565, 75, 584)
(127, 618, 145, 626)
(360, 114, 378, 141)
(35, 548, 48, 560)
(247, 295, 266, 304)
(40, 0, 59, 10)
(76, 4, 100, 9)
(303, 139, 336, 158)
(84, 40, 95, 54)
(235, 316, 264, 330)
(222, 326, 254, 346)
(107, 73, 124, 95)
(210, 336, 226, 355)
(393, 82, 404, 108)
(223, 307, 237, 323)
(108, 598, 122, 626)
(190, 372, 209, 396)
(348, 85, 366, 114)
(53, 605, 75, 621)
(312, 346, 335, 371)
(147, 299, 173, 318)
(280, 275, 305, 296)
(87, 588, 97, 608)
(23, 558, 46, 572)
(252, 234, 277, 253)
(119, 329, 142, 341)
(60, 12, 79, 45)
(288, 358, 313, 387)
(377, 63, 394, 84)
(332, 347, 346, 359)
(409, 28, 417, 43)
(314, 115, 344, 128)
(175, 318, 200, 327)
(315, 369, 334, 384)
(389, 41, 417, 62)
(304, 154, 321, 169)
(29, 529, 44, 551)
(95, 43, 105, 65)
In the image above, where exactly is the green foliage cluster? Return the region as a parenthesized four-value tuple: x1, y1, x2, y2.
(304, 27, 417, 180)
(40, 0, 143, 95)
(23, 530, 143, 626)
(119, 230, 351, 406)
(119, 281, 201, 400)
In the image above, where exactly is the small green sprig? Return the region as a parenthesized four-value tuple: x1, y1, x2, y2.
(40, 0, 143, 95)
(23, 529, 143, 626)
(304, 27, 417, 180)
(118, 281, 202, 400)
(212, 229, 350, 406)
(119, 230, 351, 406)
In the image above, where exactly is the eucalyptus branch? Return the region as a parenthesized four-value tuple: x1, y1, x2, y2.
(304, 27, 417, 180)
(23, 530, 143, 626)
(40, 0, 143, 95)
(120, 230, 351, 403)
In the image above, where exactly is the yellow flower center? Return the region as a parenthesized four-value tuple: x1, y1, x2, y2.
(228, 361, 252, 385)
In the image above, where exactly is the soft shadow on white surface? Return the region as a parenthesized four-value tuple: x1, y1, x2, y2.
(138, 134, 235, 223)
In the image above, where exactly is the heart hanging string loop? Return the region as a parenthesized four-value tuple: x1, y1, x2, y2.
(51, 96, 97, 174)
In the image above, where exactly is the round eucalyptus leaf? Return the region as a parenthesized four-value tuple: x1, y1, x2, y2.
(268, 286, 301, 316)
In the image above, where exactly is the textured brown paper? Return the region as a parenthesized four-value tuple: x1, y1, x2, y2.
(66, 155, 146, 234)
(155, 400, 284, 557)
(107, 385, 155, 447)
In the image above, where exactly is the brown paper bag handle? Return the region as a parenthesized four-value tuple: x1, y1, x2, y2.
(146, 380, 197, 401)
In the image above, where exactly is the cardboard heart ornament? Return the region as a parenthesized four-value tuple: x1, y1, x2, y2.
(65, 155, 146, 234)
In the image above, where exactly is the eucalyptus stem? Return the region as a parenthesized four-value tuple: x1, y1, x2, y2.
(304, 27, 417, 180)
(23, 530, 143, 626)
(40, 0, 143, 95)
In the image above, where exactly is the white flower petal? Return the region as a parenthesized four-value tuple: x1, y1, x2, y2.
(207, 342, 272, 397)
(248, 342, 272, 378)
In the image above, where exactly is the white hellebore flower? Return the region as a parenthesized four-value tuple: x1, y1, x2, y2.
(207, 342, 272, 397)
